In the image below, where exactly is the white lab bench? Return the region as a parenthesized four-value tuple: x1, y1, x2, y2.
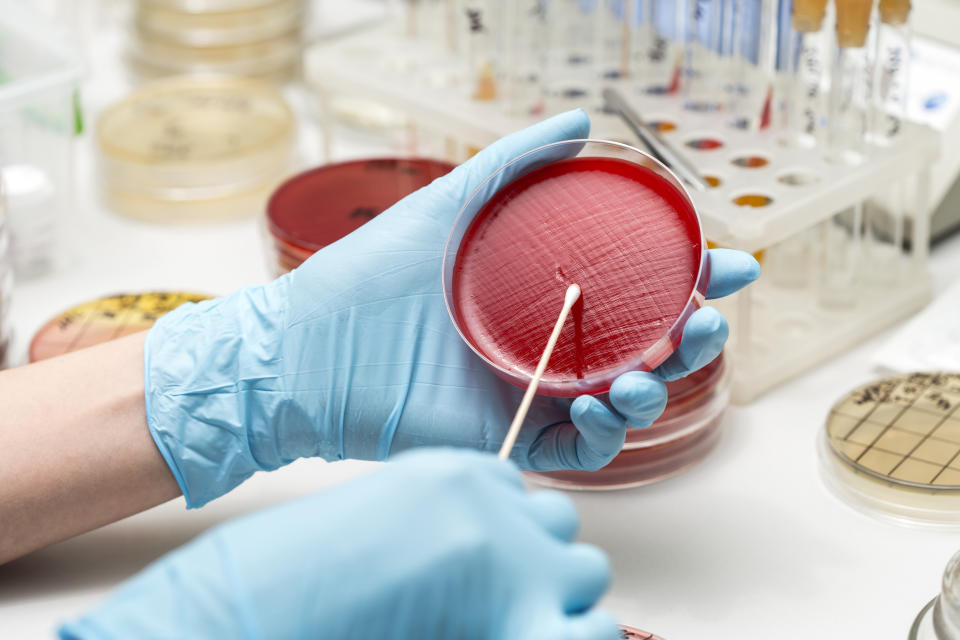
(3, 7, 960, 640)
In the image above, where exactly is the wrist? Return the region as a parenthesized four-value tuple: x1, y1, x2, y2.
(144, 278, 295, 507)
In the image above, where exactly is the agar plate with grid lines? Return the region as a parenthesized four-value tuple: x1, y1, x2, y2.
(821, 372, 960, 526)
(29, 292, 211, 363)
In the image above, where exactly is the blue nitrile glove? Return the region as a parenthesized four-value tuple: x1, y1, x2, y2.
(59, 449, 618, 640)
(145, 109, 760, 507)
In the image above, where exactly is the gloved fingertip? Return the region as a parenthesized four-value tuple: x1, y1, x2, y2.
(705, 248, 762, 299)
(570, 395, 621, 433)
(562, 610, 621, 640)
(609, 372, 667, 422)
(562, 544, 613, 613)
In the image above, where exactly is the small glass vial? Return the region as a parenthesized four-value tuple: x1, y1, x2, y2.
(910, 550, 960, 640)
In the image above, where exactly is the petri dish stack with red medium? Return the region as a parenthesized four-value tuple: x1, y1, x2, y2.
(266, 157, 455, 273)
(443, 138, 724, 488)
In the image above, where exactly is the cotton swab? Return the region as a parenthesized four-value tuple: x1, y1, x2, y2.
(498, 284, 582, 461)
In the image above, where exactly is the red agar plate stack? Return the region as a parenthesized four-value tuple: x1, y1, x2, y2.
(267, 157, 455, 273)
(443, 139, 708, 397)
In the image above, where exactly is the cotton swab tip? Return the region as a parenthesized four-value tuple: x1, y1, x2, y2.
(564, 283, 581, 308)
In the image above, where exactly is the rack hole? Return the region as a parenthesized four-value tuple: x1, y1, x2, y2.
(732, 193, 773, 208)
(777, 171, 821, 186)
(731, 155, 770, 168)
(685, 136, 724, 150)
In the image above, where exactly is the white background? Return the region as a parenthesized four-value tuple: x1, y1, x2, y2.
(3, 3, 960, 639)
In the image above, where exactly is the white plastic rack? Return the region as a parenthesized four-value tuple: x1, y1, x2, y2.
(305, 23, 940, 403)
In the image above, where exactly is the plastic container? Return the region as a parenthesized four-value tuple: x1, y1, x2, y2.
(442, 139, 707, 397)
(820, 372, 960, 527)
(910, 549, 960, 640)
(266, 157, 455, 273)
(29, 292, 211, 362)
(96, 75, 295, 222)
(531, 354, 729, 490)
(0, 4, 81, 276)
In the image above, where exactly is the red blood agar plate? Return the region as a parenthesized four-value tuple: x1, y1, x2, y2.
(531, 353, 729, 490)
(443, 139, 707, 397)
(267, 157, 455, 271)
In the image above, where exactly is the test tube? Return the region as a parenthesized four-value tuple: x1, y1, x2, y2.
(463, 0, 501, 101)
(727, 0, 779, 130)
(827, 0, 874, 164)
(594, 0, 628, 82)
(545, 0, 599, 104)
(784, 0, 831, 146)
(684, 0, 726, 111)
(863, 0, 911, 280)
(630, 0, 683, 94)
(502, 0, 547, 116)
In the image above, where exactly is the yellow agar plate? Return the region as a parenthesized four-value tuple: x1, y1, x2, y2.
(29, 292, 211, 362)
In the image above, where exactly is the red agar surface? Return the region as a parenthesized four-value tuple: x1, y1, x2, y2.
(268, 158, 454, 252)
(452, 156, 702, 390)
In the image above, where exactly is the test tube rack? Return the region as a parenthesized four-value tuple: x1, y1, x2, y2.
(305, 23, 940, 404)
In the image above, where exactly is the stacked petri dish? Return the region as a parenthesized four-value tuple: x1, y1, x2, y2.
(266, 157, 455, 273)
(97, 75, 295, 222)
(131, 0, 304, 81)
(532, 354, 730, 490)
(0, 176, 12, 369)
(619, 626, 666, 640)
(29, 292, 211, 362)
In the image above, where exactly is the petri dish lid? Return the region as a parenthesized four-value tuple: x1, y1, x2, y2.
(129, 31, 300, 80)
(138, 0, 288, 12)
(821, 372, 960, 526)
(135, 0, 303, 47)
(97, 75, 294, 214)
(267, 158, 456, 253)
(29, 292, 212, 362)
(443, 139, 706, 397)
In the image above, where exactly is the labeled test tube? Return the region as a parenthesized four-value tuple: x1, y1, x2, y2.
(684, 0, 726, 111)
(727, 0, 779, 130)
(502, 0, 547, 116)
(784, 0, 831, 146)
(818, 0, 874, 310)
(828, 0, 874, 164)
(630, 0, 683, 94)
(863, 0, 911, 280)
(545, 0, 599, 103)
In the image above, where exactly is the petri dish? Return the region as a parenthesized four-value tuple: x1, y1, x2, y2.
(130, 29, 300, 81)
(820, 372, 960, 527)
(619, 625, 666, 640)
(97, 76, 295, 222)
(443, 139, 707, 397)
(531, 354, 729, 490)
(135, 0, 303, 47)
(138, 0, 286, 12)
(29, 292, 212, 363)
(267, 157, 455, 272)
(909, 549, 960, 640)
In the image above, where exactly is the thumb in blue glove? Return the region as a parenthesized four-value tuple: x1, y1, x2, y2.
(145, 109, 760, 507)
(59, 449, 619, 640)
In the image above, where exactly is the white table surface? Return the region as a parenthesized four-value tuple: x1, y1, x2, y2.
(4, 5, 960, 639)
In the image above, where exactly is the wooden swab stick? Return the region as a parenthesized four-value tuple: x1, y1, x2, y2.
(498, 284, 582, 461)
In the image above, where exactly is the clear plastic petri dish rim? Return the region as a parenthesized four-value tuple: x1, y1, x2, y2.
(135, 0, 303, 48)
(441, 138, 708, 397)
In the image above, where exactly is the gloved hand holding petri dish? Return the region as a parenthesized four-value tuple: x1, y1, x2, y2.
(444, 138, 709, 397)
